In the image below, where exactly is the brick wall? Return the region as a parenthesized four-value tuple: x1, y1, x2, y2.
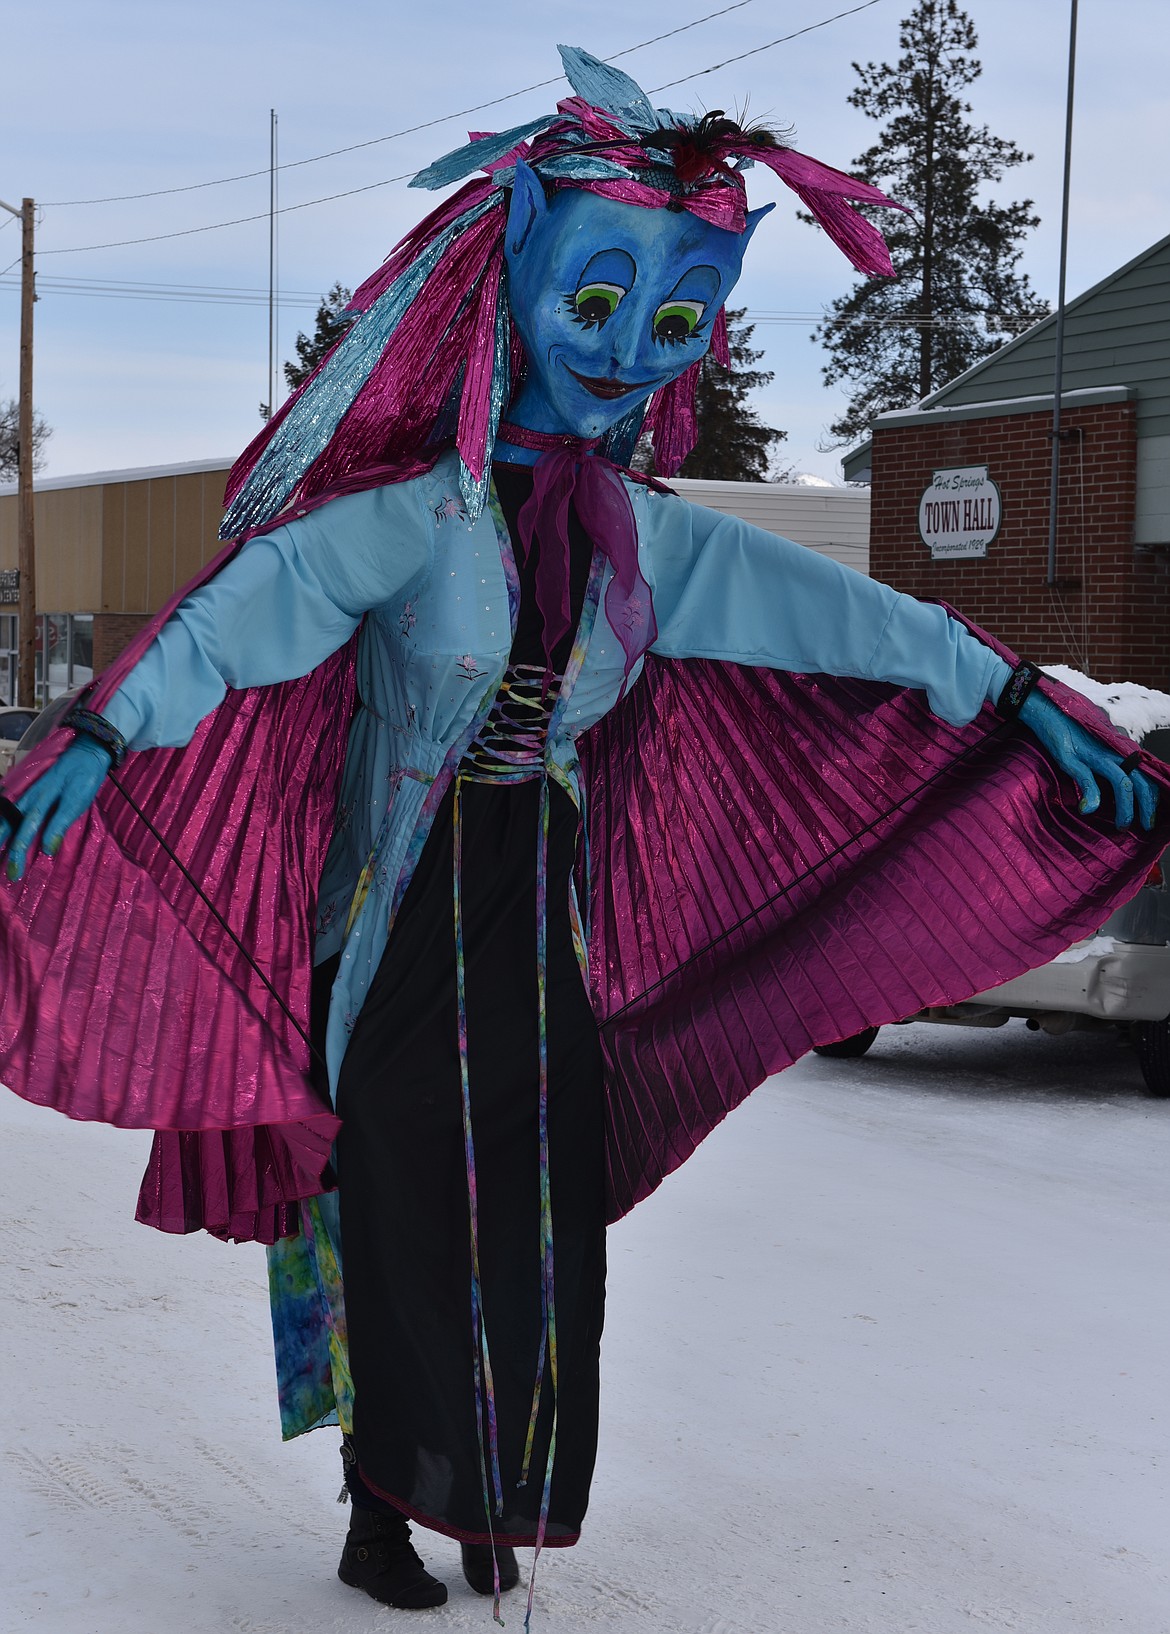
(869, 401, 1170, 689)
(93, 612, 153, 674)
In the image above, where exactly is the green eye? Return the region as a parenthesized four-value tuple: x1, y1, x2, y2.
(572, 282, 625, 325)
(653, 299, 706, 343)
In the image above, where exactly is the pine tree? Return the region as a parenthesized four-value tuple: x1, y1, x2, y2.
(809, 0, 1048, 447)
(638, 309, 787, 481)
(0, 395, 50, 483)
(283, 283, 354, 392)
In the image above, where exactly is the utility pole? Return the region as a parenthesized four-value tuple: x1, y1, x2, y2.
(0, 195, 36, 706)
(266, 109, 278, 421)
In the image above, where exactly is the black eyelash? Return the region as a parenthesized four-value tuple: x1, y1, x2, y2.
(653, 322, 710, 349)
(563, 290, 606, 332)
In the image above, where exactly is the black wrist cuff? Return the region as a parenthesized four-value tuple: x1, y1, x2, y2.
(997, 661, 1045, 720)
(67, 707, 128, 768)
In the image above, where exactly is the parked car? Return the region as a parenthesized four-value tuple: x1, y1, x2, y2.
(814, 696, 1170, 1098)
(0, 706, 40, 777)
(8, 688, 80, 769)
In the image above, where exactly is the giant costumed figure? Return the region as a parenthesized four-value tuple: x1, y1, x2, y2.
(0, 47, 1164, 1624)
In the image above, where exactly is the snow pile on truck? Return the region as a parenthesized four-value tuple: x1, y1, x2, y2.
(1044, 665, 1170, 744)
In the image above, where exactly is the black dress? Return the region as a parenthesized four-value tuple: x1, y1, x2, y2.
(334, 464, 607, 1546)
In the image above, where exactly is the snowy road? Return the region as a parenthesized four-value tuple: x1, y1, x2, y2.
(3, 1021, 1168, 1634)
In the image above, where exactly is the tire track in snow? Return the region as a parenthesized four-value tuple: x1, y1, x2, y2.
(8, 1440, 226, 1546)
(7, 1449, 127, 1513)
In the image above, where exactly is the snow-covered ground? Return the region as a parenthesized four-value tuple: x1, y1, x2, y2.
(3, 1021, 1168, 1634)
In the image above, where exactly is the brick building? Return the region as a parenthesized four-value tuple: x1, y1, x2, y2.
(843, 232, 1170, 689)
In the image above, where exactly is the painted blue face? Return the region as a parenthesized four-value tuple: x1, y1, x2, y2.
(503, 164, 770, 443)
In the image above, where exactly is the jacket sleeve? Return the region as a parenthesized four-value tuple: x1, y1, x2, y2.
(103, 483, 433, 750)
(639, 490, 1010, 728)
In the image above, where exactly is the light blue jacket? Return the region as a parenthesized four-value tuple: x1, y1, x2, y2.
(105, 452, 1010, 1101)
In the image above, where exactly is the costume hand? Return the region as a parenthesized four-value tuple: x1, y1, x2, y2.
(0, 738, 113, 881)
(1017, 692, 1158, 832)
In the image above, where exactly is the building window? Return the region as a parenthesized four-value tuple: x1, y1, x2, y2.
(71, 614, 94, 688)
(0, 614, 16, 706)
(34, 613, 96, 705)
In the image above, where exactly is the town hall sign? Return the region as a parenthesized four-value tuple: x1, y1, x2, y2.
(917, 465, 1002, 560)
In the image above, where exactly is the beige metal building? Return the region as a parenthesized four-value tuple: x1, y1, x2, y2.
(670, 476, 870, 575)
(0, 458, 229, 704)
(0, 460, 870, 707)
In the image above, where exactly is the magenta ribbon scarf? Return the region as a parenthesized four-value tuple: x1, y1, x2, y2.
(498, 423, 660, 689)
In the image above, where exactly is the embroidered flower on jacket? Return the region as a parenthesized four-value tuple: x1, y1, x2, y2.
(434, 495, 467, 524)
(457, 654, 486, 681)
(399, 600, 417, 635)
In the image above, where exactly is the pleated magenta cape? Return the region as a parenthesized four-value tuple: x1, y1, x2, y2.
(1, 535, 1166, 1242)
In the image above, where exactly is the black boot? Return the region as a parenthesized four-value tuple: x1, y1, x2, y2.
(460, 1541, 521, 1595)
(338, 1505, 448, 1608)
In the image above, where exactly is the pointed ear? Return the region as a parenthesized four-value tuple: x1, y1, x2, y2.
(506, 161, 547, 257)
(743, 202, 775, 247)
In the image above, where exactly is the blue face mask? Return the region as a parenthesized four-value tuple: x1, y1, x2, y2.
(503, 162, 771, 445)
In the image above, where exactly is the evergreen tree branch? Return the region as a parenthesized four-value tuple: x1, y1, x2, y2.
(804, 0, 1049, 447)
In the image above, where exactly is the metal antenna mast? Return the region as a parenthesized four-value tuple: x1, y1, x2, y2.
(1047, 0, 1079, 587)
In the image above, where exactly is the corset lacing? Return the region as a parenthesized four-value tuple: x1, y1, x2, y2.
(460, 664, 562, 785)
(455, 662, 563, 1620)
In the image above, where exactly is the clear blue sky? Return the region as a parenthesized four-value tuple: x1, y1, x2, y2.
(2, 0, 1166, 484)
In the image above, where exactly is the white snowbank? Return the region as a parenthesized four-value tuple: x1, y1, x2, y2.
(1046, 663, 1170, 743)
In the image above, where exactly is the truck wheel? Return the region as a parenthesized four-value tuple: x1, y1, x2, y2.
(812, 1027, 880, 1060)
(1132, 1017, 1170, 1098)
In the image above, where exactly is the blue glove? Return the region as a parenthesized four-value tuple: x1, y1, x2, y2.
(0, 737, 113, 881)
(1018, 691, 1158, 831)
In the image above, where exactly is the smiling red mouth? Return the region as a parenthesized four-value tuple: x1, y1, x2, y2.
(566, 367, 653, 400)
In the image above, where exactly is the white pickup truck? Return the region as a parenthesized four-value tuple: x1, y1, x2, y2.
(814, 670, 1170, 1097)
(0, 706, 40, 779)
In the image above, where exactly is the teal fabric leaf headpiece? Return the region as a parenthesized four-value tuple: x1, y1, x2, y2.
(410, 115, 556, 191)
(556, 44, 665, 133)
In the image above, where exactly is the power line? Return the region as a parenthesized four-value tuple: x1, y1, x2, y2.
(750, 308, 1040, 329)
(0, 273, 323, 310)
(38, 171, 415, 257)
(38, 0, 888, 255)
(43, 0, 769, 208)
(0, 275, 1039, 333)
(760, 318, 1040, 330)
(1, 273, 324, 295)
(649, 0, 884, 91)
